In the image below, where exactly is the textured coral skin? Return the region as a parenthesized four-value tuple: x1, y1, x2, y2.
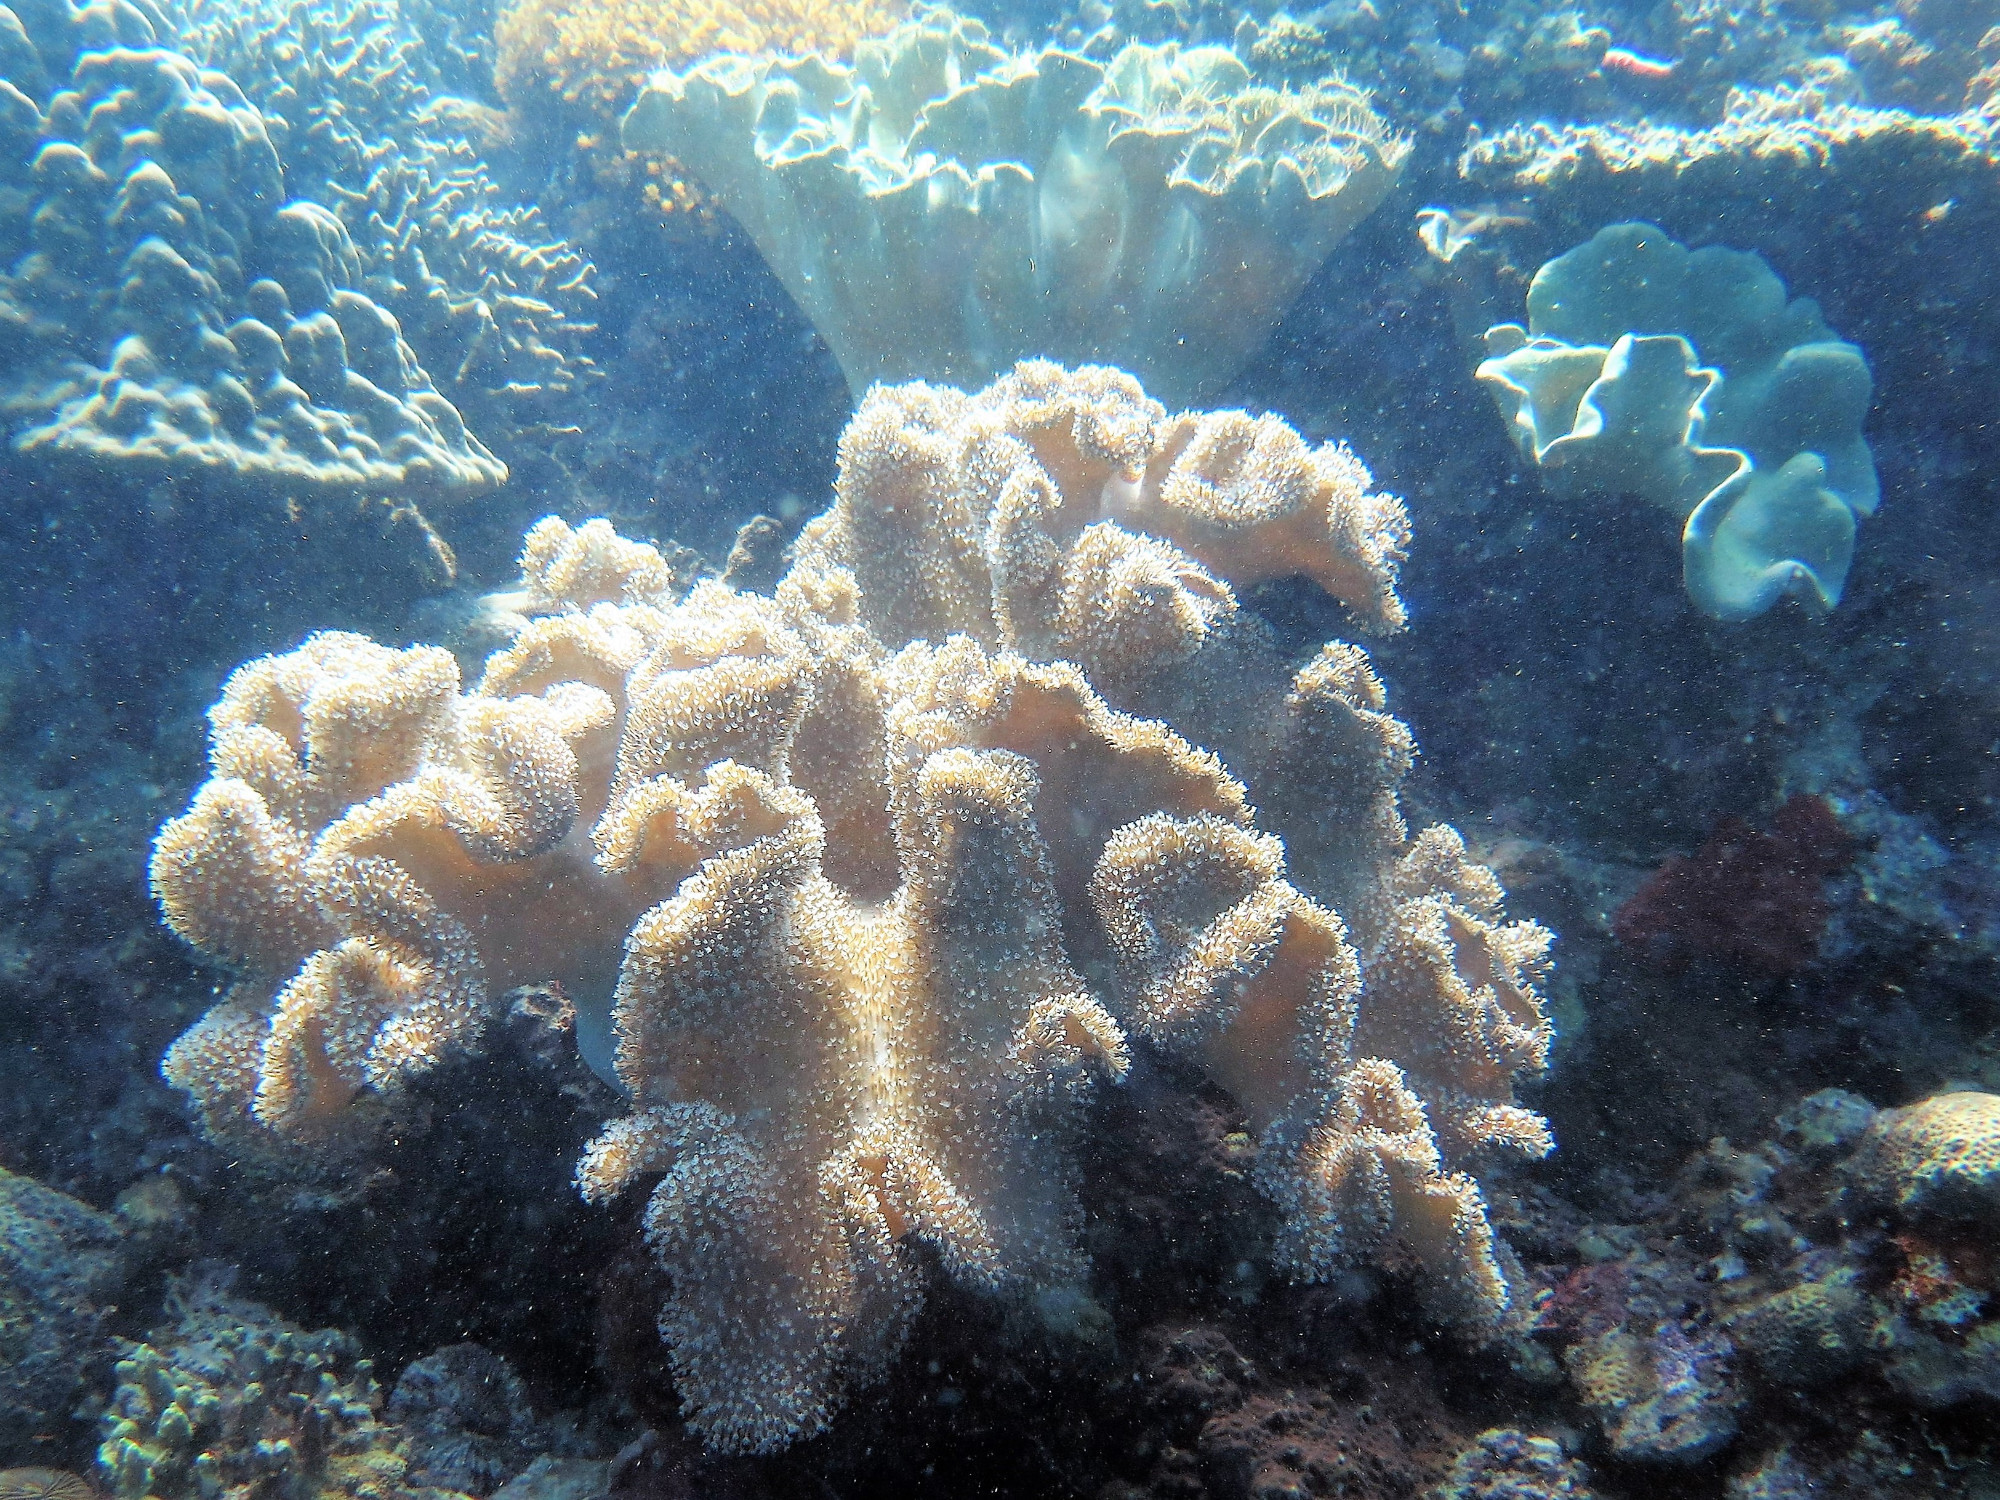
(152, 363, 1552, 1453)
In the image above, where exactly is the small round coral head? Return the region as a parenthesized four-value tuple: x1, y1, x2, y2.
(1599, 47, 1678, 83)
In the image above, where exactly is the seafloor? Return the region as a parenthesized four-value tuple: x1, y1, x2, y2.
(2, 0, 1999, 1494)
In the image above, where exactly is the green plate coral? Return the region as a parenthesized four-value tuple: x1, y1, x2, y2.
(1476, 221, 1878, 620)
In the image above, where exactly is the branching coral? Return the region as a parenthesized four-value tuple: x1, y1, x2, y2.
(98, 1279, 441, 1500)
(153, 362, 1550, 1451)
(0, 43, 505, 499)
(622, 9, 1408, 406)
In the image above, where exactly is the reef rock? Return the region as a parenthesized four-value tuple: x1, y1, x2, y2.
(622, 10, 1408, 406)
(151, 362, 1552, 1453)
(0, 1167, 127, 1453)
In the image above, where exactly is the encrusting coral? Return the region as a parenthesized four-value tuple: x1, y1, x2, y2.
(152, 362, 1552, 1452)
(622, 9, 1408, 406)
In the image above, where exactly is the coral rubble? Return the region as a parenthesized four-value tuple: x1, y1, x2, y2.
(152, 362, 1552, 1452)
(622, 10, 1408, 405)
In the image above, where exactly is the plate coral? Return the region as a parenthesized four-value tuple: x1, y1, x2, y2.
(621, 10, 1408, 406)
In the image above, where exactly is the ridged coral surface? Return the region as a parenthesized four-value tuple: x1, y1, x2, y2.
(152, 362, 1552, 1453)
(1849, 1091, 2000, 1223)
(622, 9, 1408, 406)
(174, 0, 599, 435)
(0, 38, 505, 498)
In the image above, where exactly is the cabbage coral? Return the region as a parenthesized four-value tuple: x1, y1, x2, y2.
(622, 9, 1408, 406)
(1476, 222, 1877, 619)
(152, 362, 1550, 1453)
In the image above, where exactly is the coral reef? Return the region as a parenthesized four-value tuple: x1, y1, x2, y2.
(98, 1279, 455, 1500)
(0, 42, 505, 500)
(1562, 1321, 1740, 1463)
(1612, 795, 1854, 975)
(1431, 1428, 1598, 1499)
(152, 363, 1552, 1453)
(173, 0, 599, 437)
(621, 10, 1408, 405)
(1452, 72, 1999, 533)
(0, 1168, 127, 1453)
(1512, 1086, 2000, 1490)
(1473, 222, 1878, 619)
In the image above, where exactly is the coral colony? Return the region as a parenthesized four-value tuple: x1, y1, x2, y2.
(1475, 223, 1877, 619)
(152, 364, 1552, 1449)
(2, 0, 1999, 1490)
(621, 10, 1409, 404)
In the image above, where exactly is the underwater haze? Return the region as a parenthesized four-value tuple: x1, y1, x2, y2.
(2, 0, 1999, 1493)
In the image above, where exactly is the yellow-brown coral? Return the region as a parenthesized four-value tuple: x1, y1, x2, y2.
(153, 361, 1550, 1449)
(1848, 1091, 2000, 1225)
(495, 0, 902, 116)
